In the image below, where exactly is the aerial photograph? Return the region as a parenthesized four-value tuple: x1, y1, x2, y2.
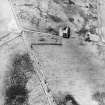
(0, 0, 105, 105)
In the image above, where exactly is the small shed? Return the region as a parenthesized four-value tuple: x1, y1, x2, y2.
(59, 26, 71, 38)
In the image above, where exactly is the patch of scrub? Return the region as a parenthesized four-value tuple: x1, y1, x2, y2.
(4, 53, 35, 105)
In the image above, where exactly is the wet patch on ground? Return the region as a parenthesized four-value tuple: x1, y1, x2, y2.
(4, 53, 34, 105)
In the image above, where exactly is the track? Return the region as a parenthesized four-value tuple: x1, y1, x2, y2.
(8, 0, 57, 105)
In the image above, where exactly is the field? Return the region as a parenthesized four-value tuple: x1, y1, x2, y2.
(0, 0, 105, 105)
